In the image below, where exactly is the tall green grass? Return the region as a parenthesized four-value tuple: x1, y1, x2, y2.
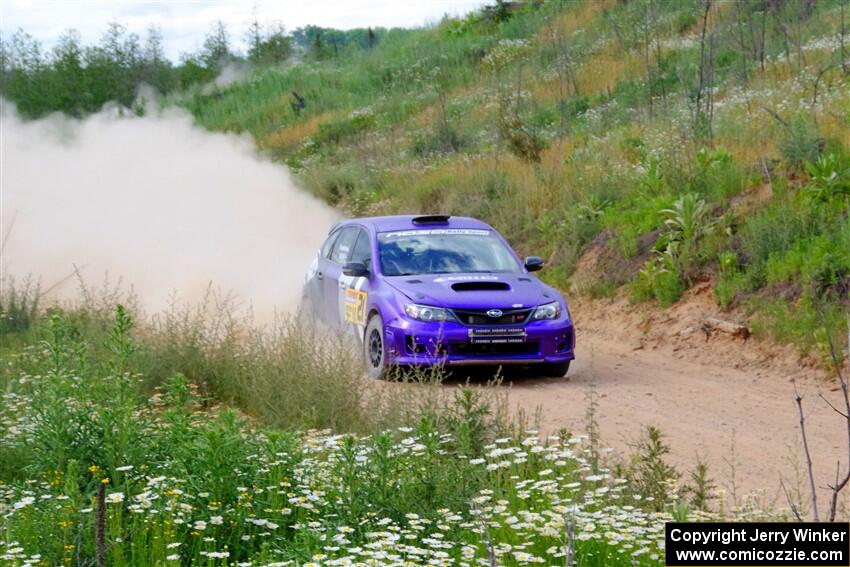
(0, 296, 781, 566)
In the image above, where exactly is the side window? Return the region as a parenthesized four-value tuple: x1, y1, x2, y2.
(321, 230, 340, 260)
(349, 230, 372, 268)
(331, 227, 358, 265)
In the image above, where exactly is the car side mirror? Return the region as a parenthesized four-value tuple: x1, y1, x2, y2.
(343, 261, 369, 277)
(524, 256, 544, 272)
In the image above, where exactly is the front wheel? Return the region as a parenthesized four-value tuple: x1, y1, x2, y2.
(364, 314, 388, 380)
(538, 361, 570, 378)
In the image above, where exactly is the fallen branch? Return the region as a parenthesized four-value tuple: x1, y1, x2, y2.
(701, 317, 750, 339)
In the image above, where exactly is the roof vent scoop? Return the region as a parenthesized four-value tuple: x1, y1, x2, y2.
(412, 215, 451, 225)
(451, 281, 510, 292)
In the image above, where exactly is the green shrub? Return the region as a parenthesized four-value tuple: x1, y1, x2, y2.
(805, 152, 850, 203)
(737, 193, 823, 270)
(690, 147, 752, 201)
(312, 109, 376, 147)
(559, 95, 590, 119)
(779, 114, 822, 171)
(632, 250, 684, 306)
(410, 122, 467, 157)
(714, 251, 745, 310)
(660, 192, 716, 279)
(619, 426, 681, 512)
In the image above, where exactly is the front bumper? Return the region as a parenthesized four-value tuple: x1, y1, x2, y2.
(383, 317, 575, 367)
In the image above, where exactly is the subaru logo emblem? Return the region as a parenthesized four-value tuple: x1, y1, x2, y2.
(486, 309, 503, 318)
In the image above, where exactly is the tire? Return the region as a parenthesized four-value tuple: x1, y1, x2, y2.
(364, 314, 388, 380)
(538, 361, 570, 378)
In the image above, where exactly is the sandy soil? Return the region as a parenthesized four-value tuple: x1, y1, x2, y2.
(501, 284, 848, 510)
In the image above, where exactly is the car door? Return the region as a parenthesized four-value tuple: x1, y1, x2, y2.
(308, 228, 341, 323)
(323, 226, 359, 326)
(339, 228, 373, 333)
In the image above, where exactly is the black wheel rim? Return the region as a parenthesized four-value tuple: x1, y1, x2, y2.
(368, 328, 383, 368)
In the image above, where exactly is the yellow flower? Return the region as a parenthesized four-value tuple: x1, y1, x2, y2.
(88, 465, 100, 474)
(101, 477, 110, 484)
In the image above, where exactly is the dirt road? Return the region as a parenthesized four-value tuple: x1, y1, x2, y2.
(503, 292, 847, 510)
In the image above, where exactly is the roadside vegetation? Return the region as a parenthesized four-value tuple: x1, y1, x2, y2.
(1, 287, 780, 566)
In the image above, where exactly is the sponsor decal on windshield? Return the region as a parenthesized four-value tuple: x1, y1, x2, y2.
(381, 229, 491, 238)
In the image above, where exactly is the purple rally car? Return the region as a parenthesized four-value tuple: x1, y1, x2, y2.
(301, 214, 575, 379)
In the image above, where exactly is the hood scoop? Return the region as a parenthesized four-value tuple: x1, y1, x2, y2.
(451, 281, 511, 292)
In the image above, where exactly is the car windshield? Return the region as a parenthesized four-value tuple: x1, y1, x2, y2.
(378, 229, 521, 276)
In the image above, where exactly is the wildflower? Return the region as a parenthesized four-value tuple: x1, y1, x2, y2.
(105, 492, 124, 504)
(211, 515, 223, 525)
(166, 554, 180, 561)
(13, 497, 35, 510)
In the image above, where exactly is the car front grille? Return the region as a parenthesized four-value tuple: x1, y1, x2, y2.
(451, 307, 534, 326)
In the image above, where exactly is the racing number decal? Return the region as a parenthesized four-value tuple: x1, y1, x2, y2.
(339, 275, 368, 328)
(344, 288, 368, 325)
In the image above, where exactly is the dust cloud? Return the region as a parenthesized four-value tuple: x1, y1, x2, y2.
(0, 100, 339, 319)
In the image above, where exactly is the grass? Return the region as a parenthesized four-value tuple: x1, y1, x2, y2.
(0, 294, 781, 566)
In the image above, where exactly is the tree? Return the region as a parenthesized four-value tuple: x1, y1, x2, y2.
(140, 26, 175, 94)
(201, 21, 233, 71)
(84, 22, 141, 109)
(50, 30, 87, 115)
(311, 30, 328, 60)
(4, 29, 49, 116)
(694, 0, 716, 142)
(247, 21, 292, 66)
(178, 54, 215, 89)
(246, 11, 263, 65)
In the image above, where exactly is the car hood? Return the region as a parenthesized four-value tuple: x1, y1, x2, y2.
(384, 273, 557, 309)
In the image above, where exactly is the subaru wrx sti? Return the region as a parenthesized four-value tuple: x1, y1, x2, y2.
(302, 215, 575, 379)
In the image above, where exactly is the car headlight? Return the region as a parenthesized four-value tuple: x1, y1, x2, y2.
(404, 303, 451, 322)
(531, 301, 561, 320)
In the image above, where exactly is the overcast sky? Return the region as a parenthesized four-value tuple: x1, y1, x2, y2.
(0, 0, 491, 59)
